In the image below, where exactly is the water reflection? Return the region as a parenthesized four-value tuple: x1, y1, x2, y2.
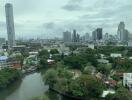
(0, 79, 22, 100)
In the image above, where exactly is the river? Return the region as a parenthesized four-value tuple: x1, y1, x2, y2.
(0, 71, 71, 100)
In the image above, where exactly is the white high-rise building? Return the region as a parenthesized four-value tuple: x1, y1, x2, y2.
(5, 3, 15, 47)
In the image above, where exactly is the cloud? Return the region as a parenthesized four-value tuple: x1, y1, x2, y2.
(62, 0, 83, 11)
(43, 22, 55, 29)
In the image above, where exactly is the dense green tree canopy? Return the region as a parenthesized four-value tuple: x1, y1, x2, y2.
(44, 69, 58, 88)
(38, 49, 49, 58)
(50, 49, 59, 55)
(0, 68, 21, 89)
(69, 75, 105, 99)
(105, 87, 132, 100)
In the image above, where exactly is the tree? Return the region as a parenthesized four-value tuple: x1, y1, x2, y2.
(68, 75, 104, 99)
(68, 79, 85, 97)
(97, 64, 112, 76)
(83, 65, 95, 75)
(38, 49, 49, 58)
(105, 87, 132, 100)
(44, 69, 58, 88)
(50, 49, 59, 55)
(39, 56, 48, 68)
(69, 46, 77, 51)
(0, 68, 21, 89)
(63, 55, 87, 70)
(79, 75, 104, 99)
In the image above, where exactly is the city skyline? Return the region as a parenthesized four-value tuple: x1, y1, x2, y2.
(0, 0, 132, 39)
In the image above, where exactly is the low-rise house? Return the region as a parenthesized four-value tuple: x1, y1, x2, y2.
(8, 52, 23, 69)
(29, 52, 38, 55)
(0, 56, 9, 68)
(99, 54, 107, 59)
(47, 59, 55, 65)
(13, 45, 26, 52)
(105, 80, 117, 88)
(11, 61, 22, 69)
(97, 59, 109, 64)
(123, 73, 132, 91)
(26, 55, 38, 66)
(129, 57, 132, 60)
(110, 53, 122, 58)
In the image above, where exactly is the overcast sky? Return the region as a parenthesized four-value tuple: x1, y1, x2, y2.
(0, 0, 132, 39)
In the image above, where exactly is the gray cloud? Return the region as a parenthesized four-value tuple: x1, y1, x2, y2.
(62, 0, 83, 11)
(43, 22, 55, 29)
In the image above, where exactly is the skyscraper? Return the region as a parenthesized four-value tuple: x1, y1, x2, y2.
(92, 30, 97, 41)
(92, 28, 103, 41)
(76, 33, 80, 42)
(63, 31, 71, 42)
(5, 3, 15, 47)
(117, 22, 128, 42)
(104, 33, 109, 41)
(72, 29, 77, 42)
(85, 33, 90, 41)
(96, 28, 103, 40)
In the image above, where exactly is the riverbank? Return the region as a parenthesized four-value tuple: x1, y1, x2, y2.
(0, 71, 70, 100)
(0, 68, 22, 89)
(50, 88, 84, 100)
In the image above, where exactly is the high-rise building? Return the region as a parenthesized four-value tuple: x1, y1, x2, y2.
(5, 3, 15, 47)
(0, 38, 6, 48)
(124, 29, 129, 41)
(92, 28, 103, 41)
(85, 33, 90, 41)
(104, 33, 109, 41)
(76, 33, 80, 42)
(96, 28, 103, 40)
(63, 31, 71, 42)
(92, 30, 97, 41)
(72, 29, 77, 42)
(117, 22, 128, 42)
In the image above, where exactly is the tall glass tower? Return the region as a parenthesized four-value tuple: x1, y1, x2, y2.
(5, 3, 15, 47)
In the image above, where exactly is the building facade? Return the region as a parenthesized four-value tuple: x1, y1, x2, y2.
(63, 31, 71, 43)
(117, 22, 128, 42)
(72, 29, 77, 42)
(92, 28, 103, 41)
(5, 3, 15, 48)
(123, 73, 132, 91)
(96, 28, 103, 40)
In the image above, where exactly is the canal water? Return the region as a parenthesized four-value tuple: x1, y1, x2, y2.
(0, 71, 71, 100)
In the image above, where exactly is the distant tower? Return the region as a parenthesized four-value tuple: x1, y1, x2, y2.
(5, 3, 15, 47)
